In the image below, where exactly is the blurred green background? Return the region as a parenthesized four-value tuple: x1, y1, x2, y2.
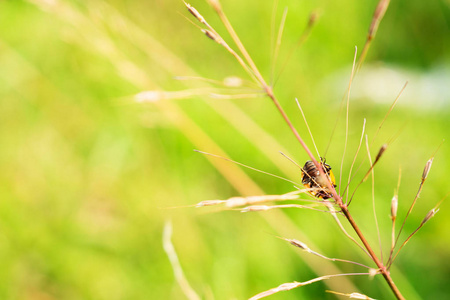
(0, 0, 449, 299)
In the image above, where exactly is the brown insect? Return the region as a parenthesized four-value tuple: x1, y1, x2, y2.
(301, 158, 336, 199)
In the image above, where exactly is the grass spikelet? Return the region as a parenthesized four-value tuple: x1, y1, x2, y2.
(326, 290, 377, 299)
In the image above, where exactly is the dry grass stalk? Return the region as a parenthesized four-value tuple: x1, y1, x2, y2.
(183, 2, 258, 82)
(326, 290, 377, 300)
(163, 221, 200, 300)
(249, 273, 372, 300)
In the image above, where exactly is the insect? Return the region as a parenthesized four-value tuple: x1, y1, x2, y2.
(301, 158, 336, 199)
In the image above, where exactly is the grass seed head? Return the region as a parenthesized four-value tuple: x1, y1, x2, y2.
(421, 208, 439, 226)
(422, 158, 433, 180)
(287, 239, 311, 252)
(374, 143, 388, 164)
(184, 2, 206, 24)
(202, 29, 218, 41)
(391, 195, 398, 220)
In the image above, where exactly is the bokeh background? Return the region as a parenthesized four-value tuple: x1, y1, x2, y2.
(0, 0, 449, 299)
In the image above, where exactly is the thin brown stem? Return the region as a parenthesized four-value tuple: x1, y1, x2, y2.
(340, 207, 405, 300)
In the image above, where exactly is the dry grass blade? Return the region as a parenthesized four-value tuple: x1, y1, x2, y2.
(326, 290, 377, 299)
(249, 273, 371, 300)
(163, 221, 201, 300)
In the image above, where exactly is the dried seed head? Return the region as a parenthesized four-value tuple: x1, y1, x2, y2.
(202, 29, 218, 41)
(421, 208, 439, 226)
(390, 195, 398, 220)
(374, 143, 388, 164)
(422, 158, 433, 180)
(369, 0, 390, 37)
(184, 2, 206, 24)
(286, 239, 311, 252)
(307, 11, 318, 27)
